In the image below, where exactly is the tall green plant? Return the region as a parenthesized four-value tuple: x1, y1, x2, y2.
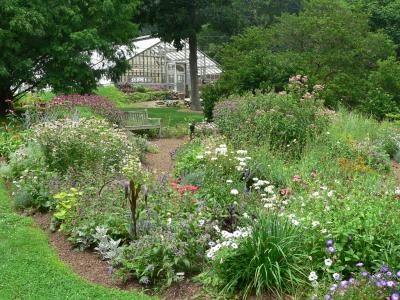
(211, 212, 309, 298)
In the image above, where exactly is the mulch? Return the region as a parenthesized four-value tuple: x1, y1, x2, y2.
(28, 138, 211, 299)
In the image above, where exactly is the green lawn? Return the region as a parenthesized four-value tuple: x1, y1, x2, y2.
(0, 181, 152, 300)
(120, 107, 204, 127)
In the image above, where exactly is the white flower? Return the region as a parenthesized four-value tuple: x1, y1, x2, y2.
(230, 189, 239, 195)
(167, 218, 172, 225)
(196, 155, 204, 159)
(243, 212, 250, 219)
(312, 221, 320, 228)
(198, 220, 205, 226)
(333, 273, 340, 280)
(291, 219, 300, 226)
(236, 150, 248, 155)
(395, 187, 400, 195)
(253, 178, 259, 181)
(327, 190, 335, 198)
(226, 179, 233, 183)
(211, 157, 218, 161)
(264, 203, 274, 208)
(324, 258, 333, 267)
(213, 225, 221, 233)
(208, 241, 215, 247)
(264, 185, 274, 194)
(231, 243, 238, 249)
(312, 191, 319, 197)
(308, 271, 318, 281)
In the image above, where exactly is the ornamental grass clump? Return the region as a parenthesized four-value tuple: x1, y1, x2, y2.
(210, 212, 309, 298)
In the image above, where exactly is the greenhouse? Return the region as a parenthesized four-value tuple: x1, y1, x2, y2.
(118, 36, 222, 96)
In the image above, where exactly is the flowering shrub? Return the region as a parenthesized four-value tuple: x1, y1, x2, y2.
(214, 76, 331, 156)
(29, 118, 141, 174)
(48, 94, 123, 124)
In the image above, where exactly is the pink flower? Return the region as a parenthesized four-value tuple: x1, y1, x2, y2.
(280, 188, 290, 196)
(311, 170, 317, 179)
(292, 175, 302, 182)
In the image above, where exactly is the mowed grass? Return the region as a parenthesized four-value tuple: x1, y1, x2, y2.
(120, 107, 204, 127)
(0, 181, 152, 300)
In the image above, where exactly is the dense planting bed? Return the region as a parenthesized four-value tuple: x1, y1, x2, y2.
(1, 76, 400, 299)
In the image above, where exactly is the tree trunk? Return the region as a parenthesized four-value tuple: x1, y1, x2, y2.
(189, 34, 201, 111)
(0, 86, 13, 117)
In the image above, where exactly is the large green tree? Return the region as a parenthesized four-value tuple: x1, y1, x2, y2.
(349, 0, 400, 56)
(220, 0, 396, 109)
(139, 0, 234, 111)
(0, 0, 140, 116)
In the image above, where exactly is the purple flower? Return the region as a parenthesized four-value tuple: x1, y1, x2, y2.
(392, 293, 400, 300)
(382, 265, 390, 273)
(380, 280, 387, 287)
(397, 271, 400, 277)
(347, 235, 353, 241)
(361, 271, 369, 277)
(340, 280, 348, 288)
(333, 273, 341, 280)
(324, 294, 333, 300)
(387, 281, 396, 288)
(330, 284, 338, 291)
(349, 278, 355, 284)
(327, 246, 336, 253)
(326, 239, 334, 246)
(388, 272, 394, 277)
(376, 281, 382, 288)
(356, 262, 364, 267)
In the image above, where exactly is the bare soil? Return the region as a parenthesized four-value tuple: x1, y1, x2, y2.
(32, 212, 208, 299)
(145, 138, 187, 175)
(28, 138, 211, 299)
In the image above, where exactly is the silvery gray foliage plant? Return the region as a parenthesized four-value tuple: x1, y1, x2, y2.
(94, 226, 122, 261)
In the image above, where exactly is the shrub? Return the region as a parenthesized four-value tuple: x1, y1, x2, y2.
(30, 118, 141, 174)
(13, 190, 34, 209)
(48, 94, 123, 124)
(214, 76, 331, 156)
(201, 81, 230, 121)
(209, 212, 309, 298)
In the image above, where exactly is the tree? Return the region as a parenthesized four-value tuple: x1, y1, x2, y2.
(219, 0, 396, 109)
(139, 0, 234, 111)
(349, 0, 400, 56)
(0, 0, 140, 116)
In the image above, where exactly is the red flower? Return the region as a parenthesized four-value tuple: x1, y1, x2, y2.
(184, 185, 199, 192)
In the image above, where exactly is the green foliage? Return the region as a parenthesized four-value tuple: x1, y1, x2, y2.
(30, 118, 141, 174)
(95, 86, 129, 106)
(219, 0, 398, 115)
(53, 188, 81, 225)
(13, 190, 34, 209)
(214, 78, 330, 156)
(0, 181, 151, 300)
(0, 130, 27, 160)
(209, 212, 309, 298)
(0, 0, 141, 114)
(201, 81, 230, 121)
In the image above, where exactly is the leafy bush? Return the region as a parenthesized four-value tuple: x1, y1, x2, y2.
(208, 212, 309, 298)
(48, 94, 123, 124)
(30, 118, 141, 174)
(13, 190, 34, 209)
(201, 81, 230, 121)
(214, 76, 331, 156)
(0, 130, 27, 160)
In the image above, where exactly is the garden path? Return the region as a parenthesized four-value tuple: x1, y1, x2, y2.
(145, 138, 187, 175)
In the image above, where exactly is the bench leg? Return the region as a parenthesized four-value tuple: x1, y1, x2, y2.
(158, 127, 162, 139)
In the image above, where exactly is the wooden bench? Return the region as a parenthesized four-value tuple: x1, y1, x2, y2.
(121, 109, 161, 137)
